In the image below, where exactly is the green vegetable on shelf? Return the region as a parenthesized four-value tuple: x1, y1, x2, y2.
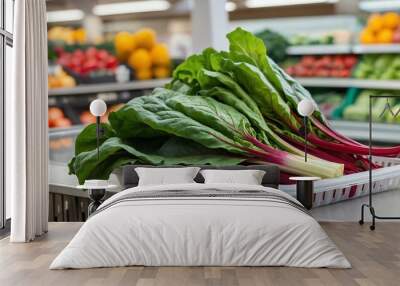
(255, 29, 289, 63)
(386, 104, 400, 123)
(354, 54, 400, 80)
(343, 90, 398, 123)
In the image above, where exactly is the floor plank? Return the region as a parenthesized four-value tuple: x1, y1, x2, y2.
(0, 222, 399, 286)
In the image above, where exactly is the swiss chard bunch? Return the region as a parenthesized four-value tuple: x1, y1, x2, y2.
(69, 28, 397, 184)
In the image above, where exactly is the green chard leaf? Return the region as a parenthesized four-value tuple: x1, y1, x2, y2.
(115, 88, 246, 154)
(199, 86, 271, 143)
(227, 27, 282, 91)
(172, 54, 205, 90)
(69, 136, 246, 184)
(197, 69, 262, 115)
(166, 93, 256, 146)
(227, 27, 325, 123)
(268, 59, 325, 122)
(74, 123, 116, 155)
(219, 59, 300, 130)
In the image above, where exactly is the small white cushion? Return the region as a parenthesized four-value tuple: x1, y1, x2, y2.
(200, 169, 266, 185)
(135, 167, 200, 186)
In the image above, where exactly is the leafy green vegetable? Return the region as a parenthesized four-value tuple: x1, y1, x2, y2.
(227, 28, 281, 90)
(74, 123, 116, 155)
(219, 59, 300, 129)
(70, 136, 246, 184)
(166, 93, 256, 145)
(197, 69, 261, 115)
(73, 28, 397, 184)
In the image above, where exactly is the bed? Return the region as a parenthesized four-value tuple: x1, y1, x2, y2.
(50, 165, 350, 269)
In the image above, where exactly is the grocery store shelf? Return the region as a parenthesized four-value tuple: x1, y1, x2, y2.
(330, 120, 400, 143)
(49, 125, 84, 138)
(295, 78, 400, 90)
(353, 44, 400, 54)
(48, 78, 171, 96)
(287, 44, 400, 55)
(287, 45, 352, 55)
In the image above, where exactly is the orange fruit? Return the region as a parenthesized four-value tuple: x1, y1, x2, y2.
(74, 28, 87, 44)
(116, 50, 131, 62)
(114, 32, 136, 55)
(48, 76, 62, 89)
(136, 68, 152, 80)
(150, 43, 170, 66)
(153, 66, 170, 78)
(377, 29, 393, 43)
(368, 13, 384, 32)
(64, 29, 75, 45)
(383, 12, 400, 29)
(128, 48, 152, 70)
(135, 28, 156, 50)
(359, 29, 376, 44)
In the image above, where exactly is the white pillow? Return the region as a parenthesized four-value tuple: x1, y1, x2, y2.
(135, 167, 200, 186)
(200, 169, 266, 185)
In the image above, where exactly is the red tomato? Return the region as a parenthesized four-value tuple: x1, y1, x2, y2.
(96, 49, 109, 61)
(320, 56, 332, 68)
(73, 49, 84, 59)
(57, 54, 73, 67)
(48, 107, 64, 121)
(313, 59, 321, 69)
(83, 59, 98, 72)
(285, 66, 295, 75)
(301, 56, 316, 67)
(332, 57, 345, 69)
(71, 57, 83, 69)
(343, 56, 357, 68)
(315, 69, 330, 77)
(86, 47, 97, 58)
(295, 66, 307, 77)
(105, 57, 118, 69)
(339, 69, 351, 78)
(80, 111, 96, 125)
(54, 46, 65, 57)
(53, 117, 72, 128)
(97, 61, 106, 70)
(330, 70, 342, 77)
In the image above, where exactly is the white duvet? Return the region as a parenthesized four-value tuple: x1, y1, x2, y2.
(50, 183, 350, 269)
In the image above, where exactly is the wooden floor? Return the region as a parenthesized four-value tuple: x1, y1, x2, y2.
(0, 222, 399, 286)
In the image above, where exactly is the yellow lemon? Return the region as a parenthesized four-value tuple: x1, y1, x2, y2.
(128, 48, 152, 70)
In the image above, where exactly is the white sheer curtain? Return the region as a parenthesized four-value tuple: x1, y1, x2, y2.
(7, 0, 48, 242)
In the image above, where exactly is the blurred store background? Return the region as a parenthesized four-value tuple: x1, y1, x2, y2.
(45, 0, 400, 220)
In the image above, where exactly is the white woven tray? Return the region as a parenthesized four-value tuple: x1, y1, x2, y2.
(279, 156, 400, 207)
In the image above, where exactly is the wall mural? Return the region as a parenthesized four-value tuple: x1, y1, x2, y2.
(66, 29, 400, 208)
